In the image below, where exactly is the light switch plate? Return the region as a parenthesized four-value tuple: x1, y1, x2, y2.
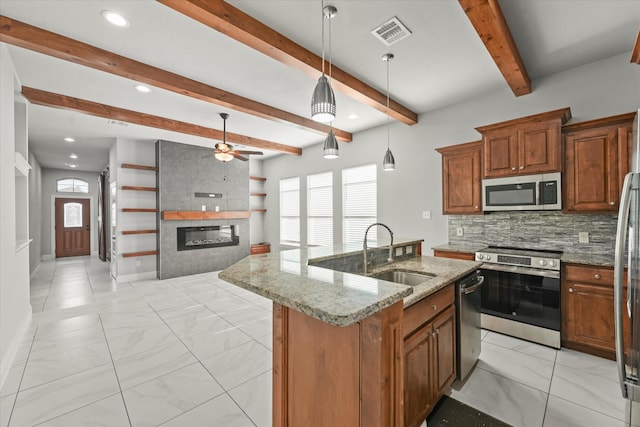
(578, 231, 589, 243)
(422, 211, 431, 220)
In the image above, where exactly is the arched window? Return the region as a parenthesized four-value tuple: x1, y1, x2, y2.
(56, 178, 89, 193)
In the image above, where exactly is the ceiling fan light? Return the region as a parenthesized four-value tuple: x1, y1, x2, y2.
(323, 129, 339, 159)
(311, 75, 336, 123)
(383, 148, 395, 171)
(214, 152, 234, 162)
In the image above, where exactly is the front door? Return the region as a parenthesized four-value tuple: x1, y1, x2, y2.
(55, 198, 91, 258)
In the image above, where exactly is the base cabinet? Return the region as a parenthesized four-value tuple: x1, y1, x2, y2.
(403, 286, 456, 427)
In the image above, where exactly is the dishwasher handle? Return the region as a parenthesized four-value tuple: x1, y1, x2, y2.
(460, 275, 484, 295)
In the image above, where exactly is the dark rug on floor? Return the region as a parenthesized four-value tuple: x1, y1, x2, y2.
(425, 396, 512, 427)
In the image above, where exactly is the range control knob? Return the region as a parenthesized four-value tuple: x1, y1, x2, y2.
(477, 254, 484, 260)
(486, 255, 492, 261)
(549, 260, 556, 267)
(539, 259, 547, 266)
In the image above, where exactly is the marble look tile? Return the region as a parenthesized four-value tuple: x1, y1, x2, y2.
(0, 393, 15, 427)
(228, 370, 271, 427)
(21, 341, 111, 390)
(449, 367, 547, 427)
(543, 395, 627, 427)
(11, 342, 32, 365)
(147, 295, 200, 313)
(483, 331, 558, 362)
(114, 341, 196, 390)
(107, 324, 179, 361)
(201, 341, 272, 390)
(102, 314, 166, 341)
(155, 304, 213, 323)
(167, 313, 235, 339)
(9, 364, 120, 427)
(0, 362, 25, 397)
(30, 326, 106, 359)
(160, 393, 254, 427)
(35, 393, 130, 427)
(238, 317, 272, 340)
(34, 313, 101, 339)
(477, 341, 554, 392)
(550, 363, 627, 422)
(555, 348, 617, 382)
(220, 305, 271, 327)
(205, 296, 254, 315)
(181, 326, 252, 360)
(254, 333, 273, 351)
(42, 294, 96, 311)
(123, 363, 224, 427)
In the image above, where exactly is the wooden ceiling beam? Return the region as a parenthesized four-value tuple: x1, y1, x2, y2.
(21, 87, 302, 156)
(157, 0, 419, 125)
(631, 30, 640, 64)
(0, 15, 351, 142)
(458, 0, 531, 96)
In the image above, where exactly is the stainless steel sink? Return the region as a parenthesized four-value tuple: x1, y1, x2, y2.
(371, 269, 435, 287)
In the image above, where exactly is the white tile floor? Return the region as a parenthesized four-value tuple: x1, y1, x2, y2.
(0, 256, 635, 427)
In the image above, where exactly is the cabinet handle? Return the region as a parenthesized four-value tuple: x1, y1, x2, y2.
(431, 331, 437, 338)
(594, 274, 601, 279)
(519, 166, 524, 170)
(432, 305, 437, 310)
(511, 167, 516, 171)
(436, 328, 440, 335)
(569, 288, 574, 293)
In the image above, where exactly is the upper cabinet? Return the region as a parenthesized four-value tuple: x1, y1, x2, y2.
(476, 108, 572, 178)
(563, 112, 635, 213)
(436, 141, 482, 215)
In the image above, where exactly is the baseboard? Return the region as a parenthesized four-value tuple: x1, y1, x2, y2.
(116, 270, 157, 283)
(0, 305, 32, 391)
(41, 254, 53, 261)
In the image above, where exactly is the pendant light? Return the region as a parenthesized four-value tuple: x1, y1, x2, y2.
(382, 53, 396, 171)
(323, 128, 339, 159)
(311, 2, 337, 123)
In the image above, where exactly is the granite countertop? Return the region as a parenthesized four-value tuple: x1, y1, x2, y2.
(219, 238, 481, 327)
(432, 243, 487, 254)
(561, 252, 615, 267)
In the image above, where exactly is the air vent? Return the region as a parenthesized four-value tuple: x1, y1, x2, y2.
(371, 16, 412, 46)
(107, 119, 129, 127)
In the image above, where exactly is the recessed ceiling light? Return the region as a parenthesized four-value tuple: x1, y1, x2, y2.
(65, 163, 78, 168)
(134, 84, 151, 93)
(102, 11, 129, 27)
(69, 153, 78, 159)
(64, 137, 75, 142)
(348, 113, 358, 119)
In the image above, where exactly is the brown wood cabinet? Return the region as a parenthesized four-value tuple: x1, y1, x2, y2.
(433, 249, 475, 261)
(562, 263, 629, 360)
(403, 286, 456, 427)
(476, 108, 571, 178)
(563, 112, 634, 213)
(436, 141, 482, 214)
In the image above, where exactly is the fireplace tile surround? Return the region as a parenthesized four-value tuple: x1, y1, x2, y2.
(157, 140, 250, 279)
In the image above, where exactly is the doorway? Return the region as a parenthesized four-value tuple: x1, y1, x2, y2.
(55, 197, 91, 258)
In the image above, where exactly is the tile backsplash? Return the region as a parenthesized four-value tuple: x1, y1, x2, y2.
(448, 211, 617, 255)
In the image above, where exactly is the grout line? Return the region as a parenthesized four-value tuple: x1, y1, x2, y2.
(540, 345, 559, 426)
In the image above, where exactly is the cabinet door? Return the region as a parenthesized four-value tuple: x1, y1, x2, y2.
(517, 120, 561, 174)
(403, 324, 433, 427)
(483, 128, 518, 178)
(431, 305, 457, 400)
(565, 127, 621, 212)
(439, 142, 482, 214)
(433, 250, 475, 261)
(564, 282, 615, 353)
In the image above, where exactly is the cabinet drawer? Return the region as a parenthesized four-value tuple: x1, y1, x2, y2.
(404, 285, 454, 338)
(564, 264, 613, 285)
(433, 250, 475, 261)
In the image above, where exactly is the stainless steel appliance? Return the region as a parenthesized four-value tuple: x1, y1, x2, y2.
(482, 172, 561, 211)
(456, 270, 484, 381)
(475, 246, 561, 348)
(614, 109, 640, 426)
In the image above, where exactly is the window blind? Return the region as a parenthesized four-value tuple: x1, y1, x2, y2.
(280, 177, 300, 246)
(342, 164, 377, 243)
(307, 172, 333, 247)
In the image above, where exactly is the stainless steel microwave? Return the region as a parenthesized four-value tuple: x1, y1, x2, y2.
(482, 172, 562, 211)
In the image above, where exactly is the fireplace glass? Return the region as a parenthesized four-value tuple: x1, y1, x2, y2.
(177, 225, 239, 251)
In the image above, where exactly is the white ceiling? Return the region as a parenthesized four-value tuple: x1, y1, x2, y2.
(1, 0, 638, 172)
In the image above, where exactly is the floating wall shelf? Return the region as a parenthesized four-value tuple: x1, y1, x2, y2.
(162, 211, 251, 220)
(121, 163, 158, 172)
(122, 229, 158, 235)
(122, 208, 158, 213)
(250, 176, 267, 181)
(122, 186, 157, 192)
(122, 250, 158, 258)
(250, 192, 267, 197)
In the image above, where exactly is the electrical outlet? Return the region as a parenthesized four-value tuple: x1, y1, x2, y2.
(456, 227, 464, 237)
(422, 211, 431, 220)
(578, 232, 589, 243)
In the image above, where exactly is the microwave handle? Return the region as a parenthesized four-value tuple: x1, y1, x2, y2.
(537, 181, 542, 205)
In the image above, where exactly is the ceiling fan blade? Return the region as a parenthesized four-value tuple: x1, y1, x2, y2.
(234, 150, 263, 155)
(231, 153, 249, 161)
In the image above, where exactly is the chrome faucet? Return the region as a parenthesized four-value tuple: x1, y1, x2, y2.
(363, 222, 394, 275)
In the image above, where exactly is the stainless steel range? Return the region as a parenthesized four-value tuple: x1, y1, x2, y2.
(475, 246, 562, 348)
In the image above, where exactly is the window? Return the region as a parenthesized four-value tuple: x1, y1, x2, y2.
(280, 177, 300, 247)
(57, 178, 89, 193)
(307, 172, 333, 247)
(343, 164, 377, 243)
(64, 202, 83, 227)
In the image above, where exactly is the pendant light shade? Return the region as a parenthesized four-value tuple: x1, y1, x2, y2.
(323, 129, 339, 159)
(311, 4, 337, 123)
(382, 53, 395, 171)
(383, 148, 395, 171)
(311, 75, 336, 123)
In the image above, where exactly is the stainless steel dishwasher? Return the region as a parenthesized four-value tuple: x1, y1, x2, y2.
(456, 270, 484, 381)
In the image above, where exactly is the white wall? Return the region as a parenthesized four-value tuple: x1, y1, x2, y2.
(28, 152, 42, 273)
(0, 45, 31, 389)
(249, 158, 266, 244)
(40, 168, 100, 258)
(262, 52, 640, 254)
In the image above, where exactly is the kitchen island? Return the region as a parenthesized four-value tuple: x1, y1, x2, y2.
(220, 239, 481, 427)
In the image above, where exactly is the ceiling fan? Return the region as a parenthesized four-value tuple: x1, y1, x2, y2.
(213, 113, 263, 162)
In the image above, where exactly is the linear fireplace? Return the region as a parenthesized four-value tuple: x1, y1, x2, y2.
(177, 225, 239, 251)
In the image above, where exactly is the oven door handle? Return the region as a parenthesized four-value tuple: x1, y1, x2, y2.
(461, 276, 485, 295)
(479, 263, 560, 278)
